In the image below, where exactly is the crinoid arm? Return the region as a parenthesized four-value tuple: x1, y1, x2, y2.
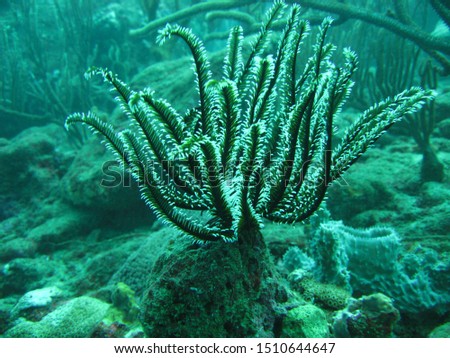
(66, 1, 433, 244)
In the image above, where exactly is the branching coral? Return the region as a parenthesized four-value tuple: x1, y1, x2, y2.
(66, 1, 432, 245)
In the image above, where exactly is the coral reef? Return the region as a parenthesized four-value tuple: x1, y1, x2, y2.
(0, 0, 447, 340)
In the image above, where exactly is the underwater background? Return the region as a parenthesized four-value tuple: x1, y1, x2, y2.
(0, 0, 449, 338)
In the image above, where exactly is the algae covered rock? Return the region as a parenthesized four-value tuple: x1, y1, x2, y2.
(0, 125, 63, 199)
(281, 304, 329, 338)
(0, 257, 58, 296)
(108, 228, 170, 296)
(0, 238, 37, 262)
(436, 117, 450, 138)
(60, 140, 153, 229)
(26, 209, 91, 253)
(333, 293, 400, 338)
(61, 141, 143, 210)
(10, 286, 64, 321)
(434, 91, 450, 121)
(0, 297, 16, 335)
(428, 322, 450, 338)
(141, 235, 287, 338)
(4, 296, 110, 338)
